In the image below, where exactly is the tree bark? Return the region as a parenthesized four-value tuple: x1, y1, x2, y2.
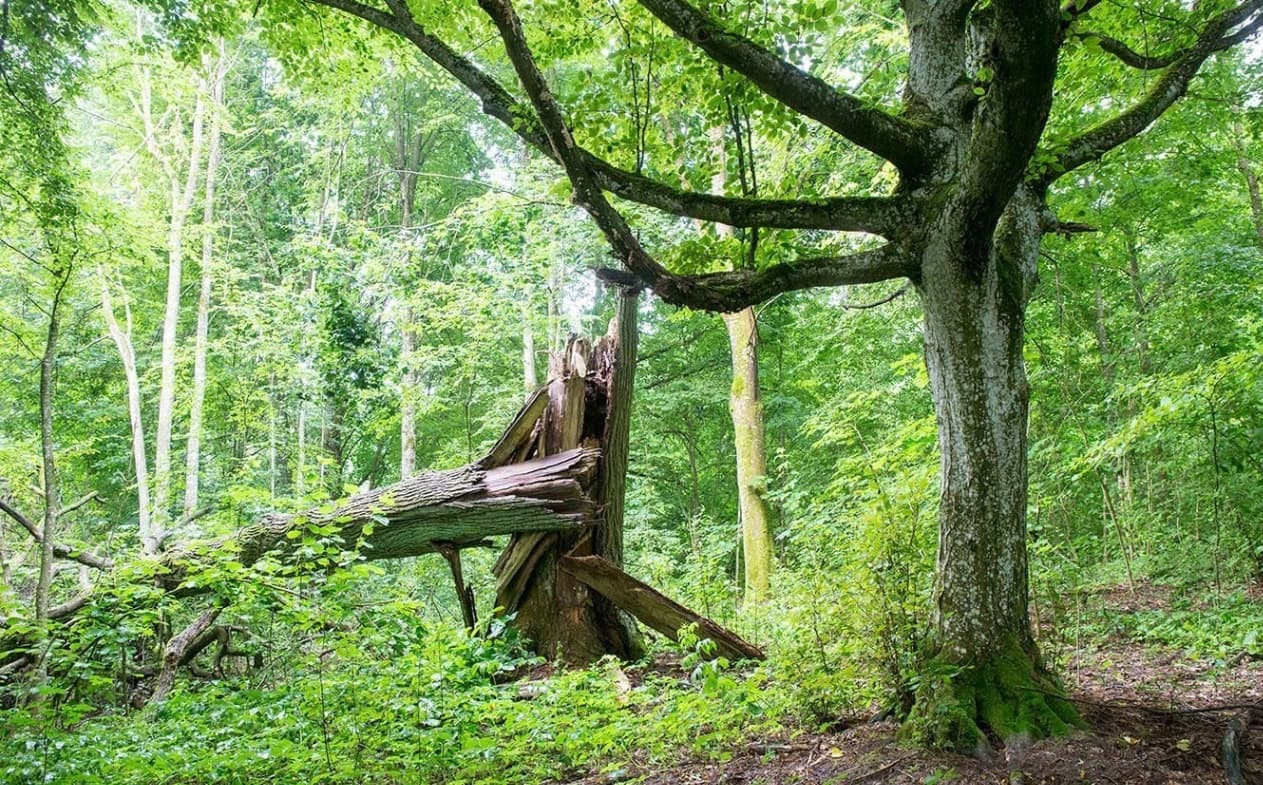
(99, 274, 154, 553)
(909, 187, 1079, 751)
(184, 46, 227, 518)
(723, 307, 773, 603)
(560, 554, 762, 661)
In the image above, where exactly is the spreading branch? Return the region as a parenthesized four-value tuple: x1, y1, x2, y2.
(305, 0, 899, 234)
(474, 0, 911, 312)
(955, 1, 1060, 243)
(1051, 1, 1263, 179)
(596, 244, 913, 311)
(56, 492, 101, 520)
(1073, 20, 1263, 71)
(0, 497, 114, 570)
(634, 0, 933, 174)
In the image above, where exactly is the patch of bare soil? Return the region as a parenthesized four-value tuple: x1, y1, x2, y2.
(561, 603, 1263, 784)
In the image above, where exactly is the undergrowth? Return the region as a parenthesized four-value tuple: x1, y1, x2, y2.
(0, 616, 777, 785)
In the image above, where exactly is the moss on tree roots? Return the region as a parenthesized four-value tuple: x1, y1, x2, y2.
(903, 637, 1083, 753)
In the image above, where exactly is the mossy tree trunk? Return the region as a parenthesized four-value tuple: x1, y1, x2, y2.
(907, 186, 1080, 752)
(723, 307, 772, 604)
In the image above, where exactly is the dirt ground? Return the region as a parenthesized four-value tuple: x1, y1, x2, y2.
(566, 585, 1263, 785)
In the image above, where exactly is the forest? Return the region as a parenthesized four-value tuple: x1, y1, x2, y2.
(1, 0, 1262, 782)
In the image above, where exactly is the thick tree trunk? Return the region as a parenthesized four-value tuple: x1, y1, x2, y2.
(909, 188, 1078, 751)
(723, 307, 773, 603)
(162, 446, 601, 585)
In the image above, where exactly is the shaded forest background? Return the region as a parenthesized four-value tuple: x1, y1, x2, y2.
(1, 0, 1262, 781)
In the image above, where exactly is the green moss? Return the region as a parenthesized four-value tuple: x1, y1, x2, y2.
(902, 636, 1083, 753)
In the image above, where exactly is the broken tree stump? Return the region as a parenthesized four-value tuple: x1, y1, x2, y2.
(559, 554, 764, 661)
(493, 289, 645, 663)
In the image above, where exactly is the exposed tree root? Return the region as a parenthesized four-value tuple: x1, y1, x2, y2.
(904, 637, 1082, 754)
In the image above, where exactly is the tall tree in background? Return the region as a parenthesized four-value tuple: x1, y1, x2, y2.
(184, 43, 231, 517)
(709, 121, 773, 604)
(296, 0, 1263, 747)
(134, 39, 207, 544)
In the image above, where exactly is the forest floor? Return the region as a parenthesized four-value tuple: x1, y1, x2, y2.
(567, 582, 1263, 785)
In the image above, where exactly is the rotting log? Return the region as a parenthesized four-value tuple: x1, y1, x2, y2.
(159, 447, 600, 588)
(559, 554, 764, 661)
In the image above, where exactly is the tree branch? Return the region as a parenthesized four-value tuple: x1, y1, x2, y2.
(0, 497, 114, 570)
(474, 0, 912, 311)
(1051, 1, 1263, 179)
(634, 0, 933, 174)
(592, 165, 901, 234)
(1059, 0, 1103, 29)
(1073, 21, 1263, 70)
(57, 491, 101, 520)
(595, 244, 914, 311)
(306, 0, 899, 233)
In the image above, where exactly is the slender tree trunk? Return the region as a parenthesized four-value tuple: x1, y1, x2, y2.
(296, 401, 306, 498)
(35, 278, 67, 624)
(723, 307, 772, 603)
(400, 320, 417, 478)
(1091, 266, 1114, 385)
(184, 48, 226, 517)
(152, 74, 207, 541)
(522, 299, 537, 396)
(1232, 120, 1263, 249)
(100, 275, 154, 553)
(707, 125, 773, 604)
(1124, 232, 1151, 375)
(391, 92, 429, 480)
(32, 271, 69, 695)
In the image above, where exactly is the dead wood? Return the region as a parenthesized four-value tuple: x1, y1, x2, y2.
(559, 554, 765, 661)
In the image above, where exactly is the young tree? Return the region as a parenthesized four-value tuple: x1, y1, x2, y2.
(288, 0, 1263, 748)
(184, 43, 231, 517)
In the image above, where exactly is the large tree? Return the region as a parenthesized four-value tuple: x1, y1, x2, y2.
(248, 0, 1263, 748)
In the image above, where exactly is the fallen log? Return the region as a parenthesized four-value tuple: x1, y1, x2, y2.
(559, 554, 764, 661)
(5, 288, 650, 686)
(159, 447, 600, 588)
